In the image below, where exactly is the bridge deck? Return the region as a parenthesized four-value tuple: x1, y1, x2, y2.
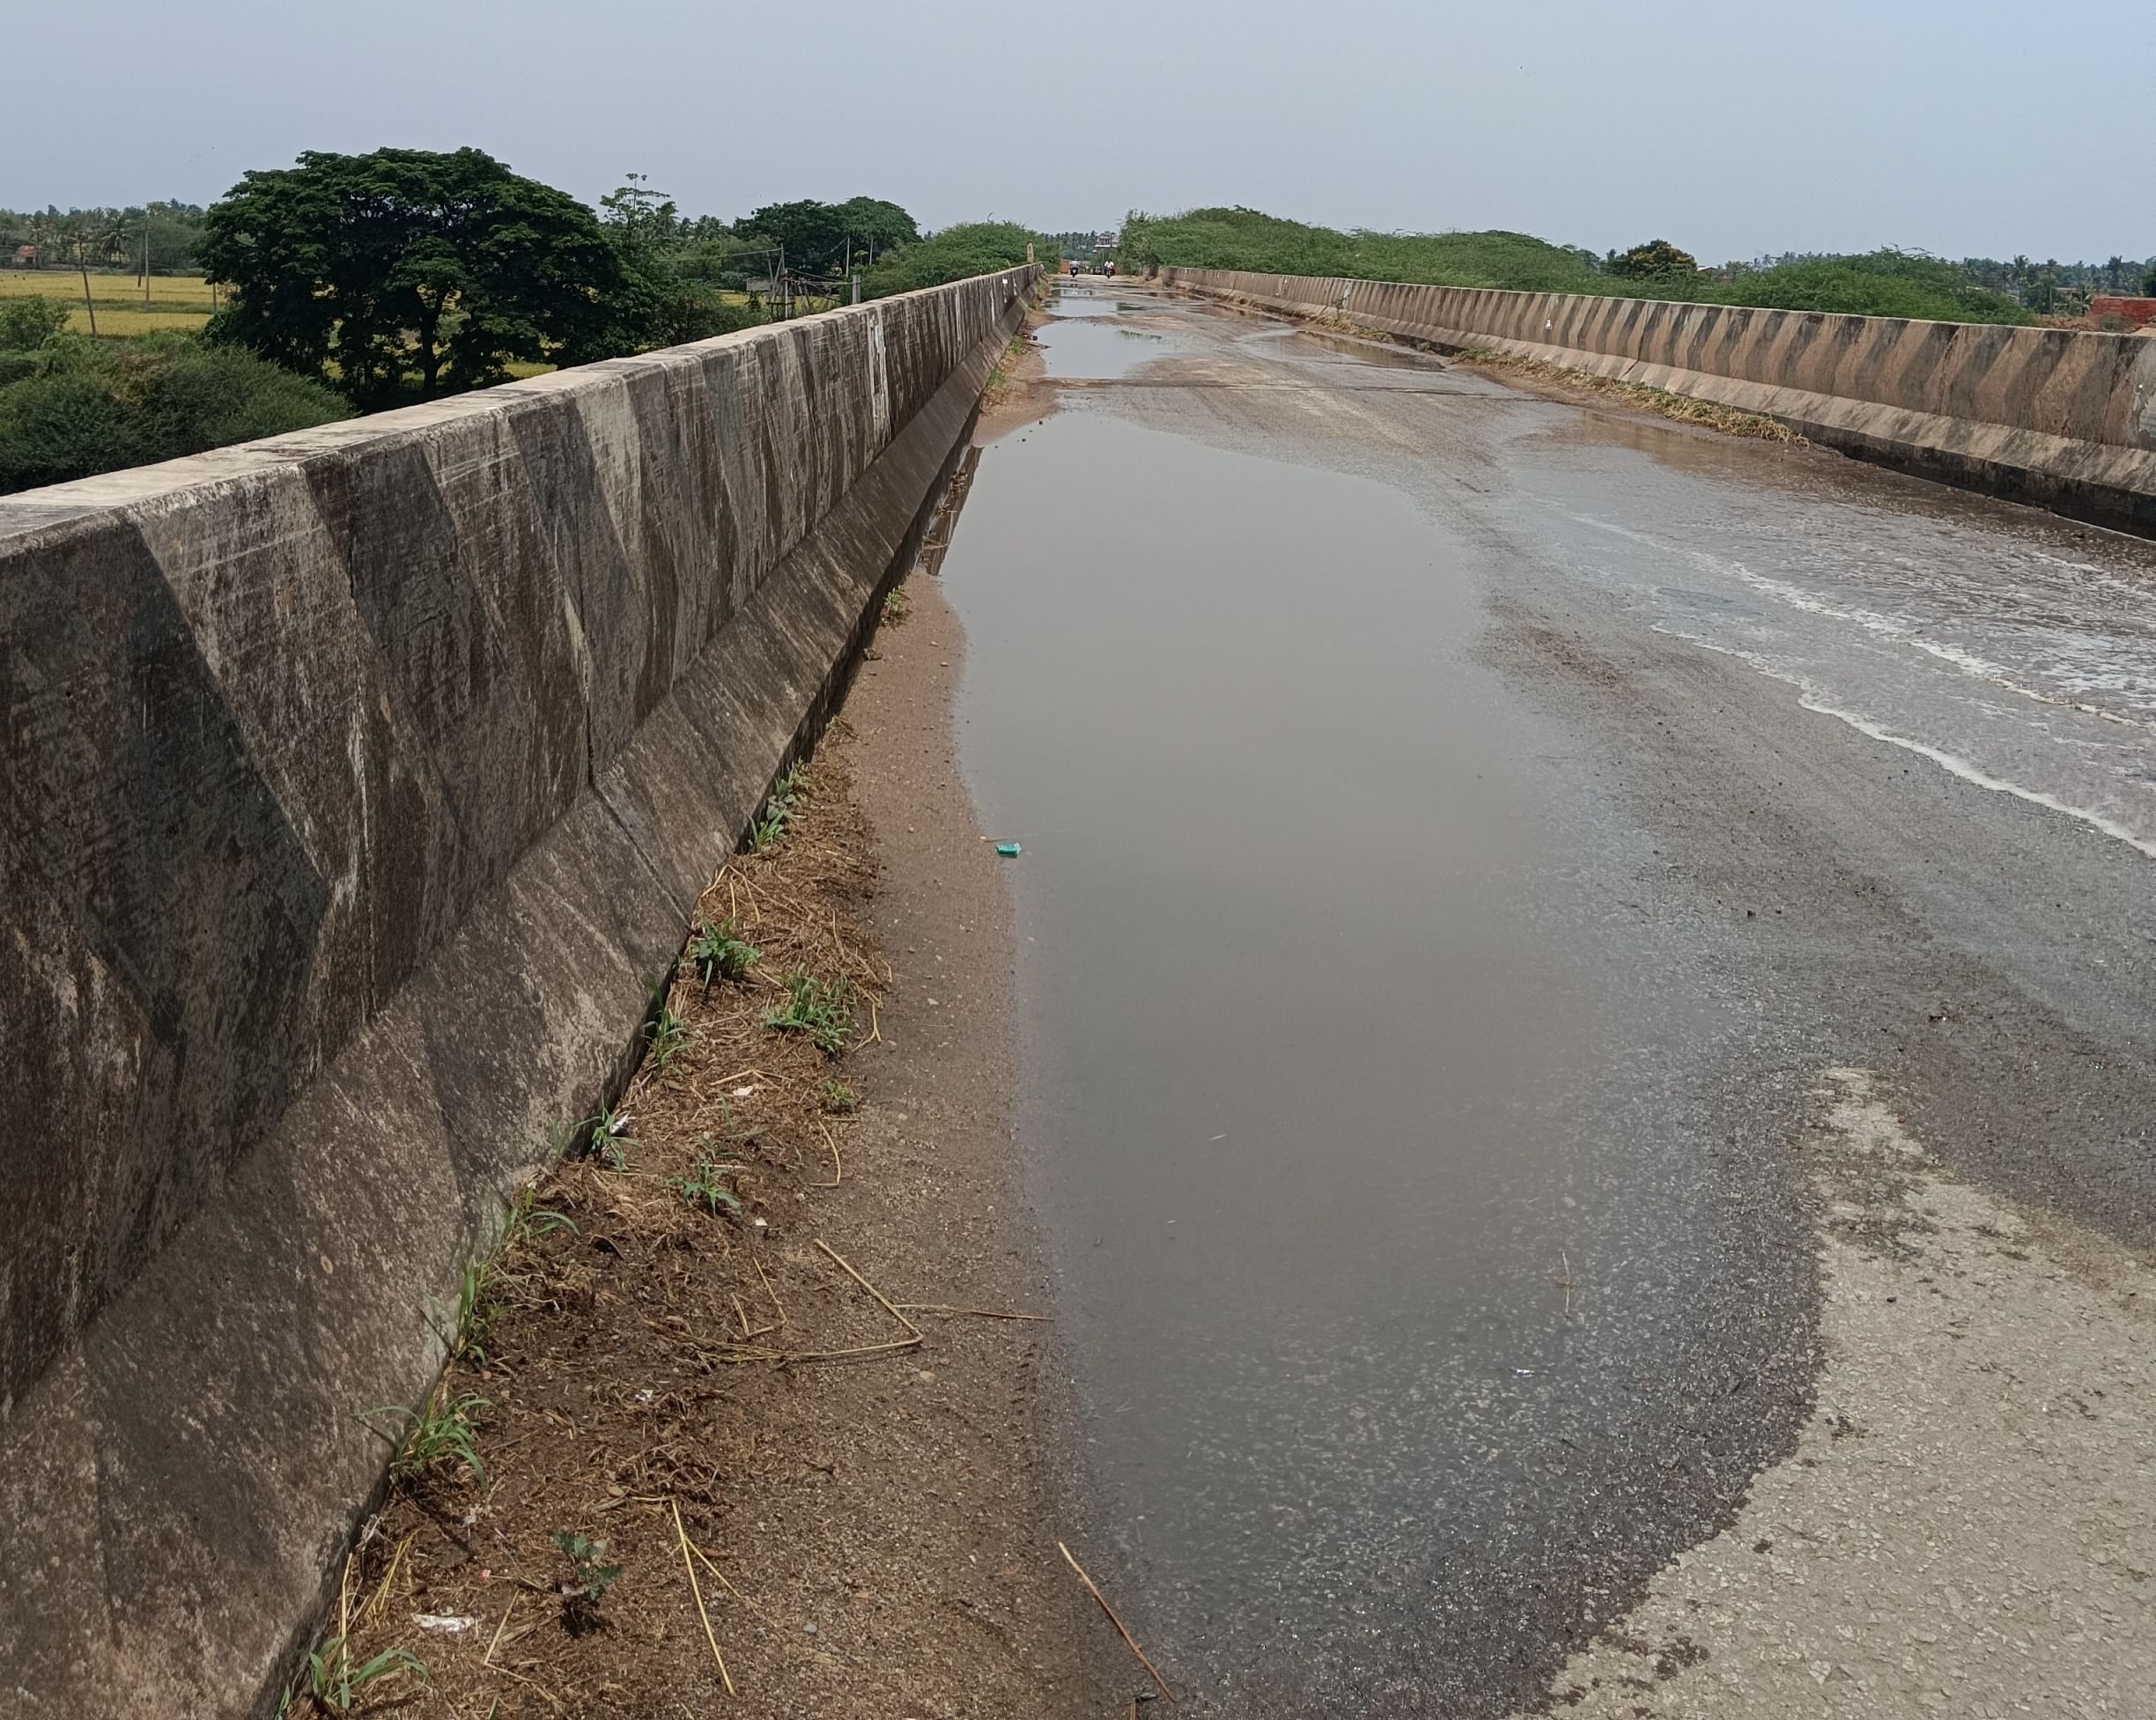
(937, 281, 2156, 1717)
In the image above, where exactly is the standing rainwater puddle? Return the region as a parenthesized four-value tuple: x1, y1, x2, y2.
(940, 391, 1791, 1713)
(1033, 281, 1188, 379)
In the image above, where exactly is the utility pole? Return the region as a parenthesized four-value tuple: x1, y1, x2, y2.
(142, 213, 151, 310)
(76, 240, 98, 337)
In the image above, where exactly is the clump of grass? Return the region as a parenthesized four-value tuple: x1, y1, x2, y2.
(503, 1185, 578, 1250)
(820, 1078, 858, 1114)
(881, 584, 912, 625)
(433, 1262, 496, 1366)
(689, 915, 760, 987)
(762, 970, 853, 1054)
(585, 1107, 637, 1170)
(669, 1138, 745, 1216)
(751, 763, 807, 852)
(301, 1635, 427, 1713)
(425, 1187, 579, 1367)
(373, 1388, 487, 1486)
(554, 1532, 623, 1634)
(644, 981, 690, 1072)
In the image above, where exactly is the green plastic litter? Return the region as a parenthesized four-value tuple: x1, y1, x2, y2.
(995, 842, 1022, 858)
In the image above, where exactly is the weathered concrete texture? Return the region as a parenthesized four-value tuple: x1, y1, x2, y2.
(1160, 269, 2156, 535)
(0, 265, 1034, 1717)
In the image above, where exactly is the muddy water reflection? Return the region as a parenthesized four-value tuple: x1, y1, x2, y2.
(941, 283, 2156, 1713)
(940, 410, 1776, 1714)
(1035, 282, 1187, 379)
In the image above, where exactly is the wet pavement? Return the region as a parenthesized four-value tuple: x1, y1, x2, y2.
(936, 283, 2156, 1716)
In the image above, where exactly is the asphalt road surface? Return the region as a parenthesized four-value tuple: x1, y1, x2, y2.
(938, 283, 2156, 1718)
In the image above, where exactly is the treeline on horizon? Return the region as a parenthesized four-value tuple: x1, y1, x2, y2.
(0, 196, 1045, 298)
(0, 152, 1056, 493)
(0, 202, 209, 273)
(1118, 208, 2156, 327)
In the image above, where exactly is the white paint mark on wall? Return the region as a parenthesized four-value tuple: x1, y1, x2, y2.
(868, 312, 890, 447)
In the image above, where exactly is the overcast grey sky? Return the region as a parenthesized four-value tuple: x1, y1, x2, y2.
(11, 0, 2152, 262)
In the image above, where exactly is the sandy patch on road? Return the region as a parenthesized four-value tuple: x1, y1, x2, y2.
(1525, 1069, 2156, 1718)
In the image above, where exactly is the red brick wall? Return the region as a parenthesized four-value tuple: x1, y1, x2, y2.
(2090, 295, 2156, 328)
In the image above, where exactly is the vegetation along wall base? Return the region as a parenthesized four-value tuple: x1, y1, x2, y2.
(0, 264, 1037, 1718)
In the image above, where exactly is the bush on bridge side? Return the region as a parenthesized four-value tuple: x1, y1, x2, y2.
(860, 221, 1055, 299)
(0, 331, 351, 494)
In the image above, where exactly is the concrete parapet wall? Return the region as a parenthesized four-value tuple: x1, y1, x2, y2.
(0, 265, 1034, 1716)
(1161, 268, 2156, 535)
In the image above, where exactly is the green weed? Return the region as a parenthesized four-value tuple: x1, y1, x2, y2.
(819, 1078, 858, 1114)
(881, 584, 911, 625)
(587, 1107, 637, 1170)
(762, 970, 853, 1054)
(424, 1188, 577, 1368)
(689, 916, 760, 987)
(751, 764, 806, 852)
(432, 1261, 495, 1366)
(668, 1139, 745, 1216)
(554, 1532, 622, 1632)
(302, 1634, 427, 1712)
(502, 1185, 578, 1250)
(373, 1389, 487, 1486)
(644, 981, 690, 1072)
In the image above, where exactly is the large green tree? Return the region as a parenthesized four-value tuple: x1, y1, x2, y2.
(199, 147, 653, 407)
(732, 197, 919, 276)
(1609, 238, 1700, 280)
(597, 174, 764, 346)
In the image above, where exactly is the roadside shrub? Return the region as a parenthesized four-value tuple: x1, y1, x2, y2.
(0, 295, 70, 349)
(861, 222, 1050, 298)
(0, 365, 137, 491)
(0, 333, 351, 492)
(1707, 251, 2030, 324)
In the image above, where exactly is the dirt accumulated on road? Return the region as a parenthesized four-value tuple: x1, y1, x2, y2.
(1520, 1070, 2156, 1717)
(978, 314, 1053, 438)
(295, 585, 1097, 1716)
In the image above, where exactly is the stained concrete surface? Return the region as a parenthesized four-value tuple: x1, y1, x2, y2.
(935, 283, 2156, 1715)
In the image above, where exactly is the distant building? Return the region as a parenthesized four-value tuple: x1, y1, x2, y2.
(11, 245, 40, 269)
(2090, 295, 2156, 329)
